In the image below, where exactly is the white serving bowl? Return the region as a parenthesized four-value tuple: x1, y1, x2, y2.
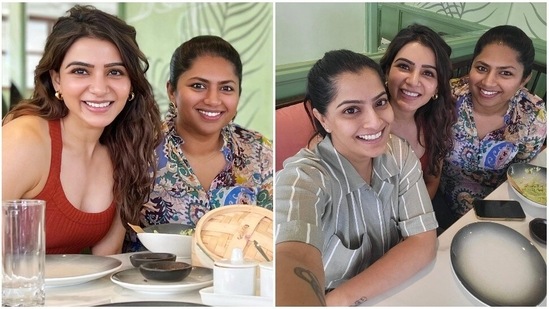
(137, 223, 193, 258)
(507, 163, 546, 209)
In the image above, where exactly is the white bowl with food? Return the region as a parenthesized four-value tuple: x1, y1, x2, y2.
(507, 163, 547, 209)
(137, 223, 194, 258)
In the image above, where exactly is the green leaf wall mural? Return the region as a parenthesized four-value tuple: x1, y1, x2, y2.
(128, 2, 273, 140)
(410, 2, 546, 40)
(413, 2, 493, 21)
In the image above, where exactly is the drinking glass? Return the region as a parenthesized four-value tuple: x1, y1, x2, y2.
(2, 200, 46, 307)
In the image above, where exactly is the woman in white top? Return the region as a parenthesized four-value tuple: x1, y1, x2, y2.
(275, 50, 438, 306)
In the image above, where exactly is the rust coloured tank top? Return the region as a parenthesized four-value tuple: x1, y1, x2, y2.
(35, 120, 116, 254)
(420, 151, 429, 175)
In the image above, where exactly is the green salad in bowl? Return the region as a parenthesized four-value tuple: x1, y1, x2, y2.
(507, 163, 547, 208)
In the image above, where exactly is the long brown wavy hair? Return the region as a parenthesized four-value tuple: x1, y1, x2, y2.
(380, 24, 456, 176)
(3, 5, 162, 225)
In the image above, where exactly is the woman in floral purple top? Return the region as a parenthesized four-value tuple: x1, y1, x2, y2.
(124, 36, 273, 252)
(434, 25, 546, 229)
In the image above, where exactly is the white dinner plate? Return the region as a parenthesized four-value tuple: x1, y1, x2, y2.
(450, 222, 546, 306)
(97, 301, 206, 307)
(45, 254, 122, 287)
(199, 286, 273, 307)
(110, 267, 212, 294)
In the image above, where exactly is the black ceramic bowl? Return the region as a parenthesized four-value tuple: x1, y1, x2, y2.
(139, 261, 193, 282)
(129, 252, 176, 268)
(529, 218, 547, 245)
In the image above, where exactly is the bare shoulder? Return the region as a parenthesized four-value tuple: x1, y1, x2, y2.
(3, 116, 50, 148)
(2, 116, 51, 198)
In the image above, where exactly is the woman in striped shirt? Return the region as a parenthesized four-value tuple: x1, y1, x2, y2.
(275, 50, 438, 306)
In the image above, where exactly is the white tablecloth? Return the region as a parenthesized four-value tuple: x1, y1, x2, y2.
(45, 255, 205, 306)
(368, 150, 547, 306)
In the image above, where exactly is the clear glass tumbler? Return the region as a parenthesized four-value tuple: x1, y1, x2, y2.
(2, 199, 46, 307)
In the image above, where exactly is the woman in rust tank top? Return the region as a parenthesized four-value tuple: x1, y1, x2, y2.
(2, 5, 162, 255)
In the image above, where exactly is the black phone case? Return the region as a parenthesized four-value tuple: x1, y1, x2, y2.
(473, 200, 526, 221)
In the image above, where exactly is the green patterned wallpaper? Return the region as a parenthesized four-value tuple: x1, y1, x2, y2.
(408, 2, 546, 40)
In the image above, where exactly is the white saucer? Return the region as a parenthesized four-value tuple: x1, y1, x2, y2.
(199, 286, 273, 307)
(111, 266, 212, 294)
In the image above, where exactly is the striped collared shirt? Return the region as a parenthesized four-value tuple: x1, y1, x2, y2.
(275, 134, 438, 289)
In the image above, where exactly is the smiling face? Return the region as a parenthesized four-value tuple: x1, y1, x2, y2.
(468, 43, 530, 112)
(50, 37, 131, 128)
(386, 41, 438, 115)
(168, 55, 240, 138)
(314, 68, 393, 164)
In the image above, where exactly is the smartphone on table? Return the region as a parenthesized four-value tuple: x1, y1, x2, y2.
(473, 200, 526, 221)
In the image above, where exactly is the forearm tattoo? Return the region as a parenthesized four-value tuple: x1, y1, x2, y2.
(352, 296, 368, 306)
(294, 267, 326, 306)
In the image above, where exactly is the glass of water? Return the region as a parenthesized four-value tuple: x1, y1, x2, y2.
(2, 200, 46, 307)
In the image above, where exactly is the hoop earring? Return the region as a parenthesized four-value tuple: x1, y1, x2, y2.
(128, 92, 135, 102)
(55, 91, 63, 101)
(432, 93, 438, 100)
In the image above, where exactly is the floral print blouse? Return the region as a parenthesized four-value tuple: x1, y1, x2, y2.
(123, 108, 273, 252)
(439, 76, 546, 217)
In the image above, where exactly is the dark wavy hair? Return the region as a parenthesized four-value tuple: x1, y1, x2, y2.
(380, 24, 456, 176)
(3, 5, 162, 225)
(168, 35, 243, 95)
(304, 49, 385, 141)
(472, 25, 534, 80)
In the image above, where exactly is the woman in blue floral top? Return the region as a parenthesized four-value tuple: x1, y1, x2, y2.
(124, 35, 273, 251)
(434, 25, 546, 229)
